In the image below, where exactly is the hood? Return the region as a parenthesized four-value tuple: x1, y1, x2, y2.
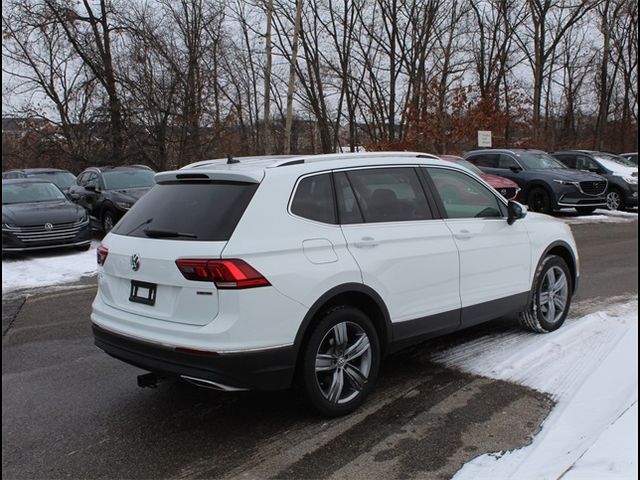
(109, 187, 151, 203)
(532, 168, 605, 182)
(2, 200, 87, 227)
(480, 173, 519, 188)
(600, 161, 637, 177)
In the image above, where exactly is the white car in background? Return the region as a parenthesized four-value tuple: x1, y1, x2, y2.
(91, 152, 579, 416)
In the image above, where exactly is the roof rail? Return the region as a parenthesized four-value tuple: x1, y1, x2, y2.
(271, 151, 439, 167)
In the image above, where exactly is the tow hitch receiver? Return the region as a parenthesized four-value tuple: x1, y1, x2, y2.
(137, 372, 160, 388)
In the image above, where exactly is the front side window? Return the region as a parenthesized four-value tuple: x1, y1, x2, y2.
(427, 168, 505, 219)
(498, 155, 520, 169)
(291, 173, 336, 224)
(344, 168, 432, 223)
(576, 156, 599, 171)
(517, 152, 567, 169)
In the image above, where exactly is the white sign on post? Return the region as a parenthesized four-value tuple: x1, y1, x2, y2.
(478, 130, 492, 147)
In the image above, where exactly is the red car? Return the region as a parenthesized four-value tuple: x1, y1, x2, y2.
(439, 155, 520, 200)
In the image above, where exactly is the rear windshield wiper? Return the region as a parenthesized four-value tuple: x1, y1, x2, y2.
(143, 228, 198, 239)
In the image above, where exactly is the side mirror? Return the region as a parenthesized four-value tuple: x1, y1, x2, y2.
(507, 200, 527, 225)
(509, 166, 522, 173)
(85, 185, 97, 192)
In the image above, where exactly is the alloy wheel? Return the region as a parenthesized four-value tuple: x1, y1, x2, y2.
(538, 266, 569, 324)
(606, 191, 622, 210)
(315, 321, 372, 405)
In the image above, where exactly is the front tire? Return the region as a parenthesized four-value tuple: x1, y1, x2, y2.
(102, 210, 116, 233)
(520, 255, 572, 333)
(299, 306, 380, 417)
(528, 187, 553, 214)
(606, 189, 625, 211)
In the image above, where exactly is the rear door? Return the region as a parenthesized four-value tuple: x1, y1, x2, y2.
(335, 167, 461, 335)
(100, 179, 258, 326)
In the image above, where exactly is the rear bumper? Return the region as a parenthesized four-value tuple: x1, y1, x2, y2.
(93, 324, 296, 391)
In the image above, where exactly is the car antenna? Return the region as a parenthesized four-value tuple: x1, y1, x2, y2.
(226, 155, 240, 164)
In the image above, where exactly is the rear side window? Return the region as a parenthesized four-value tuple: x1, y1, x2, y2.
(291, 174, 336, 224)
(112, 181, 258, 241)
(345, 168, 432, 222)
(468, 154, 499, 168)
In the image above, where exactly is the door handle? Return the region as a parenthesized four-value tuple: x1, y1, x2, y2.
(454, 229, 472, 240)
(353, 237, 380, 248)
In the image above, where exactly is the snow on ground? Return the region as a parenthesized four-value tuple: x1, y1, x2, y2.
(436, 299, 638, 480)
(559, 208, 638, 225)
(2, 240, 100, 293)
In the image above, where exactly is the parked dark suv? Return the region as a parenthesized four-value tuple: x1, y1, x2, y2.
(68, 165, 155, 232)
(2, 168, 77, 193)
(464, 149, 608, 214)
(551, 151, 638, 211)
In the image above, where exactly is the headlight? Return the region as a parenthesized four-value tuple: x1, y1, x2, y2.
(2, 223, 18, 230)
(116, 201, 133, 210)
(622, 176, 638, 185)
(78, 212, 89, 223)
(553, 179, 577, 186)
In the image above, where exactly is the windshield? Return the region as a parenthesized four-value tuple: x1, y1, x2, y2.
(453, 159, 483, 175)
(103, 170, 155, 190)
(27, 171, 76, 189)
(593, 152, 637, 168)
(516, 152, 567, 169)
(2, 182, 67, 204)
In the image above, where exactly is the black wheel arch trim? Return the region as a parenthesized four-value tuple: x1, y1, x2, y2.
(531, 240, 578, 302)
(292, 283, 393, 357)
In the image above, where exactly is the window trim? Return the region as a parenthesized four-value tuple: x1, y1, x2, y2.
(422, 165, 509, 221)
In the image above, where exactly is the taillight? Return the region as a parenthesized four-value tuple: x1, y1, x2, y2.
(175, 259, 271, 289)
(97, 245, 109, 266)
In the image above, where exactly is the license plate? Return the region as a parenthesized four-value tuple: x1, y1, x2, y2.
(129, 280, 157, 306)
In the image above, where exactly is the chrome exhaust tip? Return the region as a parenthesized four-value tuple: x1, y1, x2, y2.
(180, 375, 249, 392)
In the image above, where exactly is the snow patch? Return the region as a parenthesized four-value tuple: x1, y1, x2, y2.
(2, 240, 100, 293)
(560, 208, 638, 225)
(440, 299, 638, 480)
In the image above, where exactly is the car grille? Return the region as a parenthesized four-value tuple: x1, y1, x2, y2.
(9, 220, 88, 244)
(579, 180, 607, 196)
(497, 187, 518, 199)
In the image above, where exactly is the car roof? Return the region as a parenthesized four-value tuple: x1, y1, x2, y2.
(156, 152, 449, 183)
(84, 165, 155, 173)
(466, 148, 547, 155)
(4, 168, 71, 174)
(2, 178, 57, 185)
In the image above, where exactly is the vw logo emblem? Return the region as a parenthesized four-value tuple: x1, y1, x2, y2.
(130, 254, 140, 271)
(44, 223, 53, 231)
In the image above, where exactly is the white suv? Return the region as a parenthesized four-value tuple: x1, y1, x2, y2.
(91, 152, 579, 416)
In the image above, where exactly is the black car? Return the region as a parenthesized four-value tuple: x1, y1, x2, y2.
(2, 168, 77, 193)
(68, 165, 155, 232)
(463, 149, 608, 214)
(2, 179, 91, 253)
(552, 150, 638, 211)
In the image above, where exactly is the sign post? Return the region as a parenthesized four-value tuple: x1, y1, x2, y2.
(478, 130, 492, 148)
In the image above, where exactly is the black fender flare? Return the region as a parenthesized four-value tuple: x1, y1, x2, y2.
(292, 283, 393, 356)
(529, 240, 578, 304)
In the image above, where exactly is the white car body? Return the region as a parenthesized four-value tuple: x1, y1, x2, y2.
(91, 152, 579, 397)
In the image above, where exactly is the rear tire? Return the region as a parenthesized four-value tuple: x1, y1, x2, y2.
(298, 306, 380, 417)
(575, 207, 596, 215)
(520, 255, 572, 333)
(527, 187, 553, 214)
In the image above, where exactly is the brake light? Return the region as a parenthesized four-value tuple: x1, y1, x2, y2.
(97, 245, 109, 266)
(175, 259, 271, 289)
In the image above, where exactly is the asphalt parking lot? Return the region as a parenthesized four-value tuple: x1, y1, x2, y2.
(2, 220, 637, 479)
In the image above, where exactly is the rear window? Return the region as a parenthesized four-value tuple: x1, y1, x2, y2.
(112, 181, 258, 241)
